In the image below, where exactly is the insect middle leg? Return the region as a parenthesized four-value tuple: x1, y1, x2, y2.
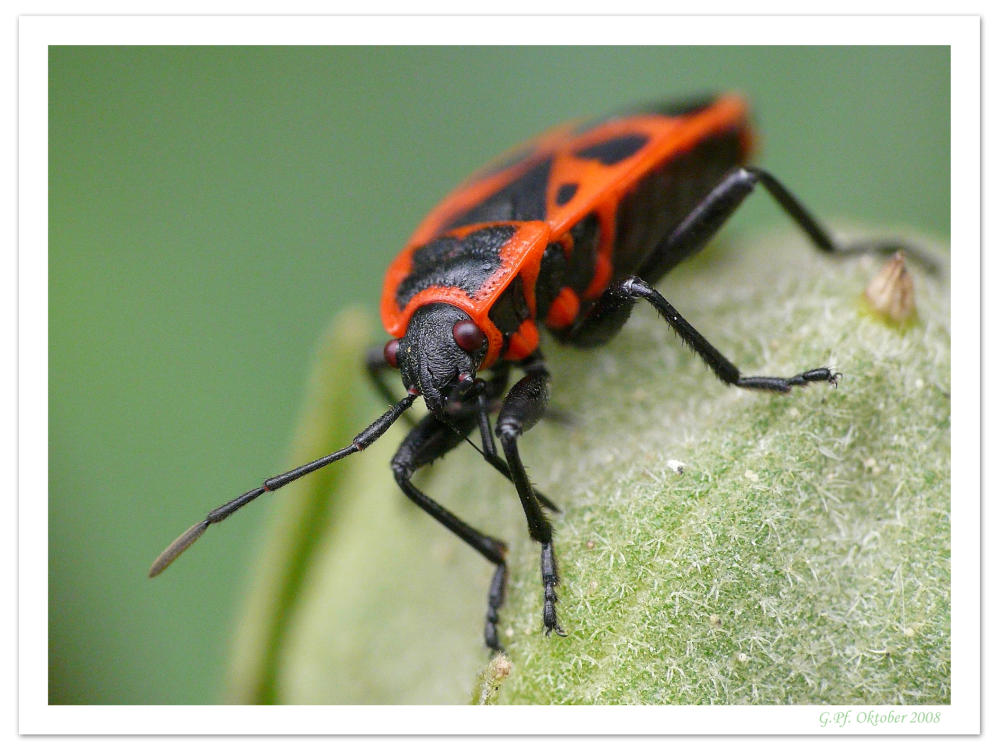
(570, 277, 838, 392)
(390, 412, 510, 651)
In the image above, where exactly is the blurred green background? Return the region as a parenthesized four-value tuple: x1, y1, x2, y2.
(48, 46, 948, 704)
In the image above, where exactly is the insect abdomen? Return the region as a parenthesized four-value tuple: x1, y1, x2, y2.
(535, 122, 749, 337)
(617, 125, 749, 282)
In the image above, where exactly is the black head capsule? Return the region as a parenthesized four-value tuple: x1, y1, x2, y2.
(396, 303, 488, 415)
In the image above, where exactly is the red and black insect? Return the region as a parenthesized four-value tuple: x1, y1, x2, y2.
(150, 92, 929, 651)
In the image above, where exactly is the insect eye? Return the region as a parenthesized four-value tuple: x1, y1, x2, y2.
(452, 320, 486, 353)
(383, 339, 401, 368)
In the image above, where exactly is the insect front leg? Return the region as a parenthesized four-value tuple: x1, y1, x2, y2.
(469, 363, 511, 459)
(495, 356, 566, 638)
(450, 364, 560, 513)
(390, 412, 510, 651)
(573, 277, 840, 393)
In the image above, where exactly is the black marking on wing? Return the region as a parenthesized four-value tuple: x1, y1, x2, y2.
(555, 182, 578, 206)
(574, 134, 650, 166)
(564, 213, 601, 295)
(395, 225, 517, 308)
(443, 157, 554, 231)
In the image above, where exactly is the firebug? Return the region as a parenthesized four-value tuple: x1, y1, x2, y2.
(150, 93, 934, 651)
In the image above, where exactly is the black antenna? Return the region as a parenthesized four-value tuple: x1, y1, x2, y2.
(149, 393, 417, 577)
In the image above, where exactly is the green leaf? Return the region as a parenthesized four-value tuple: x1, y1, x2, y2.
(228, 232, 950, 704)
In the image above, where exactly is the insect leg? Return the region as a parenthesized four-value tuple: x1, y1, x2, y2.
(638, 166, 938, 282)
(495, 357, 566, 637)
(391, 412, 511, 651)
(450, 366, 560, 512)
(472, 363, 512, 459)
(577, 276, 840, 392)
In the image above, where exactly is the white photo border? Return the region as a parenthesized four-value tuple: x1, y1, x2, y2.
(19, 13, 980, 736)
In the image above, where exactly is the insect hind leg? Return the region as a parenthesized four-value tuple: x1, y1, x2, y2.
(638, 166, 938, 282)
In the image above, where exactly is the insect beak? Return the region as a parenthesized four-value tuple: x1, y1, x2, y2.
(435, 373, 480, 417)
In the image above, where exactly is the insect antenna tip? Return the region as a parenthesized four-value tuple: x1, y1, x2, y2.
(149, 520, 210, 578)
